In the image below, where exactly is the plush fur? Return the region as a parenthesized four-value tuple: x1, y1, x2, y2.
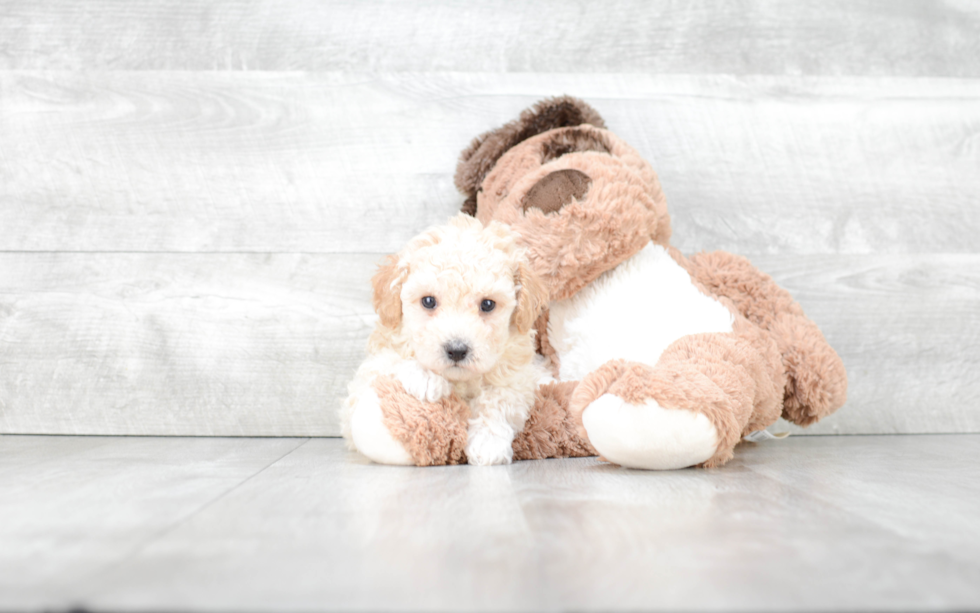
(547, 243, 736, 381)
(342, 214, 550, 466)
(473, 124, 672, 301)
(512, 381, 596, 461)
(373, 378, 596, 466)
(454, 97, 848, 469)
(455, 96, 607, 216)
(358, 96, 847, 469)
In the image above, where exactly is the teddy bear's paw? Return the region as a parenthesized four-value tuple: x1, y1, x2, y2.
(349, 385, 415, 466)
(394, 360, 453, 403)
(582, 394, 719, 470)
(465, 420, 516, 466)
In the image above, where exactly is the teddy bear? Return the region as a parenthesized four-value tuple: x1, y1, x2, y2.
(352, 96, 847, 469)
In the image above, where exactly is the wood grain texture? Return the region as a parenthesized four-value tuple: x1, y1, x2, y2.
(0, 253, 380, 436)
(2, 2, 978, 437)
(756, 254, 980, 435)
(2, 0, 979, 76)
(4, 436, 977, 611)
(2, 72, 978, 254)
(0, 252, 976, 436)
(0, 435, 307, 610)
(0, 71, 461, 254)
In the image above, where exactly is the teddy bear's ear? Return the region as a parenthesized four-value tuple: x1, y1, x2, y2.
(456, 96, 605, 216)
(522, 169, 593, 215)
(371, 254, 407, 329)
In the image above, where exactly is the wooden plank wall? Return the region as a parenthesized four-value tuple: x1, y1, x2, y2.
(1, 1, 978, 436)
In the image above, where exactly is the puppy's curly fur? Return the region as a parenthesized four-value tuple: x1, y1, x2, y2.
(342, 214, 550, 466)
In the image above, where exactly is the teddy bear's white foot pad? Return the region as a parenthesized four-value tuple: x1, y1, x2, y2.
(350, 387, 415, 466)
(582, 394, 718, 470)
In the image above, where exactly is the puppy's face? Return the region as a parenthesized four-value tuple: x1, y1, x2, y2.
(372, 215, 547, 382)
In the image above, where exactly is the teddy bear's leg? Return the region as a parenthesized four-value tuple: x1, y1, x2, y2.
(771, 314, 848, 426)
(682, 250, 848, 427)
(569, 327, 783, 469)
(370, 376, 471, 466)
(569, 357, 733, 470)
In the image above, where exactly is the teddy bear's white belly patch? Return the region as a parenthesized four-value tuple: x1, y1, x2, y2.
(548, 243, 734, 381)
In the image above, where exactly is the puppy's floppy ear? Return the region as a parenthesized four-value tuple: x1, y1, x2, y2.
(372, 254, 407, 329)
(456, 96, 606, 216)
(513, 259, 549, 335)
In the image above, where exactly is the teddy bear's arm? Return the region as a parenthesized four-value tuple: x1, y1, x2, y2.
(343, 349, 466, 466)
(371, 375, 471, 466)
(357, 377, 599, 466)
(358, 377, 596, 466)
(344, 375, 416, 466)
(512, 381, 596, 461)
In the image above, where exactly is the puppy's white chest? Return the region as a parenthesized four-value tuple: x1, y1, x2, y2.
(452, 379, 481, 402)
(548, 244, 734, 381)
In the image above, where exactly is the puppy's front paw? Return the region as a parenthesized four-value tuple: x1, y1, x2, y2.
(395, 361, 452, 403)
(465, 421, 515, 466)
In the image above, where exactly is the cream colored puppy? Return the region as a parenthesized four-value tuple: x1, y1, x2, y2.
(341, 214, 549, 466)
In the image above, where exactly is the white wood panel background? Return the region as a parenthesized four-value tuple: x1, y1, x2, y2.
(2, 73, 978, 254)
(0, 1, 977, 436)
(2, 0, 979, 75)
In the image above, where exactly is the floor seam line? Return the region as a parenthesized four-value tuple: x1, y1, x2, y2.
(70, 437, 312, 604)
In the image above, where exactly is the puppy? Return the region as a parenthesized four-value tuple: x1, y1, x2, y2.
(341, 214, 550, 466)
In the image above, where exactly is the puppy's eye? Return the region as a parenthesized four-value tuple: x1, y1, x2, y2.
(480, 299, 496, 313)
(421, 296, 437, 310)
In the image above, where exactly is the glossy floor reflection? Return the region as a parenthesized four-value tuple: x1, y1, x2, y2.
(2, 434, 978, 611)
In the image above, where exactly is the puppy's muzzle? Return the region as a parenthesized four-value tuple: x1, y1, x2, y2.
(444, 340, 470, 364)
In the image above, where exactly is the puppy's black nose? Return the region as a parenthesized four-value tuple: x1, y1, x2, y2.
(444, 341, 469, 363)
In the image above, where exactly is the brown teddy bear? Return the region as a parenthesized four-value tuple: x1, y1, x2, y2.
(359, 96, 847, 469)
